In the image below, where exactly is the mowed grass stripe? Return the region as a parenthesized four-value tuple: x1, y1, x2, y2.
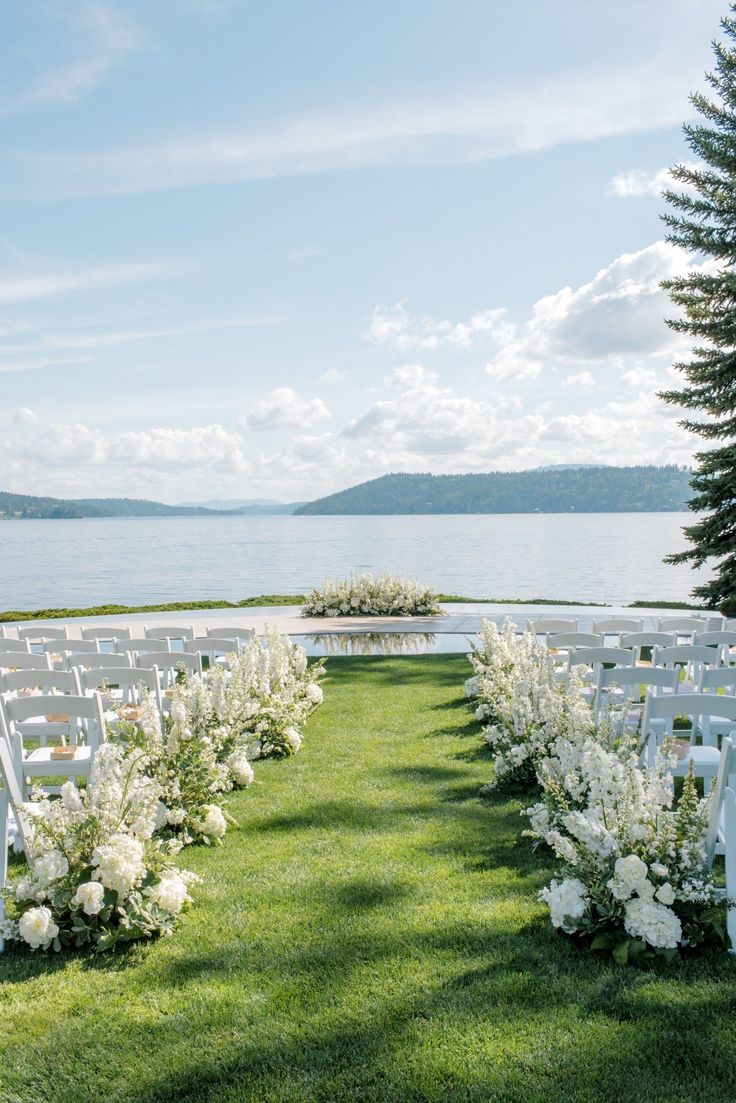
(0, 654, 735, 1103)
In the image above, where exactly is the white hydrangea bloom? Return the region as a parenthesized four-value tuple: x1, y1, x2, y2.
(624, 897, 682, 949)
(540, 878, 589, 932)
(91, 833, 146, 896)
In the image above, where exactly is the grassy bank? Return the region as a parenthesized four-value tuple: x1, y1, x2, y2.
(0, 655, 734, 1102)
(0, 596, 710, 623)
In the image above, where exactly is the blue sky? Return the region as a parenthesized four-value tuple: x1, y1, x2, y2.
(0, 0, 726, 502)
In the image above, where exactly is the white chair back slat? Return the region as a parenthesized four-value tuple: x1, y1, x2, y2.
(144, 625, 196, 641)
(184, 638, 238, 659)
(0, 652, 53, 673)
(205, 626, 255, 643)
(68, 652, 133, 670)
(81, 626, 132, 641)
(16, 625, 69, 641)
(0, 639, 29, 654)
(43, 639, 100, 655)
(547, 632, 603, 650)
(0, 669, 80, 696)
(119, 638, 171, 655)
(527, 619, 578, 639)
(592, 618, 644, 634)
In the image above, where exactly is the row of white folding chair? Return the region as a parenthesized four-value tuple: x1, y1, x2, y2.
(1, 663, 164, 730)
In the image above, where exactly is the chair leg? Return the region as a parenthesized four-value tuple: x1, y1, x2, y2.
(726, 788, 736, 953)
(0, 789, 8, 953)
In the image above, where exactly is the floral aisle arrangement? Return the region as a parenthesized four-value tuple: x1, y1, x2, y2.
(2, 745, 198, 953)
(467, 619, 595, 789)
(118, 685, 233, 848)
(302, 573, 442, 617)
(465, 618, 727, 960)
(212, 629, 325, 759)
(533, 745, 724, 961)
(3, 631, 325, 956)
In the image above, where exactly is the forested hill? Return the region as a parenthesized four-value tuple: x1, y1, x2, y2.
(295, 467, 693, 515)
(0, 492, 228, 519)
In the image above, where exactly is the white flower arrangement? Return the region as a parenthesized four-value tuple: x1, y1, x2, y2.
(302, 573, 442, 617)
(469, 619, 595, 789)
(211, 629, 325, 759)
(465, 617, 727, 960)
(2, 745, 198, 954)
(532, 747, 723, 960)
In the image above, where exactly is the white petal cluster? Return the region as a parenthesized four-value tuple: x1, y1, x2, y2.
(18, 906, 59, 951)
(72, 881, 106, 916)
(624, 897, 682, 949)
(540, 878, 589, 931)
(303, 573, 441, 617)
(91, 833, 146, 896)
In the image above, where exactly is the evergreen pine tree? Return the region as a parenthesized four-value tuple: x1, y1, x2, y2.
(660, 6, 736, 614)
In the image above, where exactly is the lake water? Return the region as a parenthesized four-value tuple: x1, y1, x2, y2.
(0, 513, 711, 611)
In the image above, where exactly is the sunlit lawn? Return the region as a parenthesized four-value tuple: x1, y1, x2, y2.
(1, 655, 735, 1102)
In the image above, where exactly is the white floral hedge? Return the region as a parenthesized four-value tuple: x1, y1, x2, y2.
(2, 630, 324, 954)
(466, 619, 726, 961)
(302, 573, 442, 617)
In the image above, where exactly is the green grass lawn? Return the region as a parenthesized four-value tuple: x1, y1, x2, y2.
(1, 655, 735, 1102)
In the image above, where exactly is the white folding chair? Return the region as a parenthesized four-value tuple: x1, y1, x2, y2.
(43, 640, 100, 669)
(655, 617, 708, 641)
(184, 638, 237, 668)
(1, 668, 80, 696)
(79, 665, 163, 717)
(652, 644, 722, 691)
(594, 665, 679, 726)
(1, 692, 107, 796)
(136, 651, 202, 695)
(567, 646, 635, 700)
(0, 639, 29, 654)
(619, 632, 676, 665)
(639, 692, 736, 780)
(527, 619, 578, 642)
(705, 736, 736, 863)
(695, 630, 736, 666)
(0, 734, 32, 950)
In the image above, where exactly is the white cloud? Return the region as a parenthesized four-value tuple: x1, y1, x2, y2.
(384, 364, 437, 387)
(608, 161, 701, 198)
(0, 261, 174, 305)
(243, 388, 330, 431)
(9, 61, 705, 200)
(319, 368, 347, 383)
(487, 241, 707, 381)
(4, 3, 142, 115)
(367, 301, 510, 351)
(562, 371, 594, 387)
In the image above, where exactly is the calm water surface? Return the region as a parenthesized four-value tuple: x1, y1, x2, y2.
(0, 513, 710, 610)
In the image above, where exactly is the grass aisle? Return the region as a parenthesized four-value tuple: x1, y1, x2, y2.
(1, 655, 736, 1102)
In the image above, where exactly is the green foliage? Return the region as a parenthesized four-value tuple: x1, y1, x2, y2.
(294, 467, 692, 515)
(660, 7, 736, 614)
(0, 491, 228, 519)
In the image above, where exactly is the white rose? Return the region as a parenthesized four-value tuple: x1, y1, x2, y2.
(72, 881, 105, 916)
(655, 882, 675, 906)
(18, 906, 59, 950)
